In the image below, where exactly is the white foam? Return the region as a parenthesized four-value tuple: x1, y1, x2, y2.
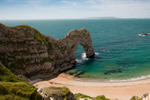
(81, 53, 89, 60)
(76, 52, 99, 63)
(109, 75, 150, 82)
(138, 34, 145, 36)
(76, 59, 82, 63)
(95, 52, 99, 55)
(82, 53, 86, 58)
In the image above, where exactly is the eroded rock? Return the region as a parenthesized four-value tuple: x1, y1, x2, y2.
(0, 23, 95, 77)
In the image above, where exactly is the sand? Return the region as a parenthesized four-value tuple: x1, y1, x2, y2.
(33, 73, 150, 100)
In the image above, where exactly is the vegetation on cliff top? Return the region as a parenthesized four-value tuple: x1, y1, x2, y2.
(130, 96, 142, 100)
(42, 86, 71, 97)
(14, 24, 53, 54)
(74, 93, 92, 99)
(0, 62, 42, 100)
(74, 93, 110, 100)
(15, 25, 32, 29)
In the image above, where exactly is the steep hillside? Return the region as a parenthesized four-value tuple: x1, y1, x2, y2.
(0, 61, 42, 100)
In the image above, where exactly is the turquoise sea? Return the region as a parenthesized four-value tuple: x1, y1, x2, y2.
(1, 19, 150, 81)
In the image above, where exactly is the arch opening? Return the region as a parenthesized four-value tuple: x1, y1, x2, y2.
(75, 45, 87, 64)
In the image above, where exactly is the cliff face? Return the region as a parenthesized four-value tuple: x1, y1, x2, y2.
(0, 23, 95, 77)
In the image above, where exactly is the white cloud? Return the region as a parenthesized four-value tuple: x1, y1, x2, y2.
(61, 1, 68, 3)
(1, 0, 150, 19)
(73, 3, 77, 6)
(86, 1, 95, 3)
(7, 0, 40, 2)
(88, 0, 150, 18)
(61, 1, 77, 6)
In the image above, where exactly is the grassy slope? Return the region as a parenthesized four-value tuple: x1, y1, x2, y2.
(74, 93, 110, 100)
(0, 62, 42, 100)
(42, 86, 71, 97)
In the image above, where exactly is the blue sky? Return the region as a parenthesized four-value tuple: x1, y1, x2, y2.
(0, 0, 150, 19)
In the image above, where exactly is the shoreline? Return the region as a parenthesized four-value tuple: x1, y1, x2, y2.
(33, 73, 150, 100)
(69, 75, 150, 83)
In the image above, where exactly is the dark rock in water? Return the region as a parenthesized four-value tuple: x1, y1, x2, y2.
(68, 71, 74, 75)
(75, 71, 85, 77)
(66, 70, 85, 77)
(141, 33, 148, 35)
(104, 69, 122, 75)
(0, 23, 95, 77)
(139, 33, 149, 36)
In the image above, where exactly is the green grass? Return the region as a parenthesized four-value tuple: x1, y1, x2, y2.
(11, 24, 53, 55)
(0, 62, 24, 82)
(0, 83, 8, 95)
(0, 94, 29, 100)
(74, 93, 92, 99)
(74, 93, 111, 100)
(77, 30, 82, 33)
(8, 24, 53, 55)
(33, 28, 43, 42)
(33, 28, 53, 54)
(15, 25, 32, 29)
(0, 82, 41, 100)
(130, 96, 142, 100)
(0, 62, 42, 100)
(42, 86, 71, 97)
(95, 95, 110, 100)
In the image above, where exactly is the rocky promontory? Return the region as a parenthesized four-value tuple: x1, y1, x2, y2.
(0, 23, 95, 77)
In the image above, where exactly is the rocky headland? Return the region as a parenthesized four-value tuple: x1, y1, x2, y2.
(1, 23, 150, 100)
(0, 23, 95, 77)
(0, 23, 95, 100)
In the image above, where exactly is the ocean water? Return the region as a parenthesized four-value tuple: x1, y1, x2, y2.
(1, 19, 150, 81)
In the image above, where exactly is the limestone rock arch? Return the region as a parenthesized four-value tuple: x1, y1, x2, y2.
(0, 23, 95, 76)
(52, 28, 95, 72)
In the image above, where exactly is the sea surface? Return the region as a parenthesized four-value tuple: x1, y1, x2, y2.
(1, 19, 150, 81)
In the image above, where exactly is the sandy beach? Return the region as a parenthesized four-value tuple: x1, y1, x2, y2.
(33, 73, 150, 100)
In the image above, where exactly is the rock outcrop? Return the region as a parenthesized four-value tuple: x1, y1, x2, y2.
(0, 23, 95, 77)
(35, 85, 76, 100)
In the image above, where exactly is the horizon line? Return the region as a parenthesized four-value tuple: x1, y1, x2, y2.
(0, 18, 150, 20)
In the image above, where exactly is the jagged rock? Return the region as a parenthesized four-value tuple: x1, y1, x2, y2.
(0, 23, 95, 77)
(142, 94, 150, 100)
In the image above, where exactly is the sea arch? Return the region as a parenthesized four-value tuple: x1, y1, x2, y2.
(53, 28, 95, 72)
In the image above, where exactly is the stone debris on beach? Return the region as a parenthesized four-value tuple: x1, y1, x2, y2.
(143, 94, 150, 100)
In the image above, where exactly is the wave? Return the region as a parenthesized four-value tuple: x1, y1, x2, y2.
(82, 52, 99, 59)
(138, 34, 145, 36)
(95, 52, 99, 55)
(76, 59, 83, 63)
(81, 53, 89, 60)
(109, 75, 150, 82)
(76, 52, 99, 63)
